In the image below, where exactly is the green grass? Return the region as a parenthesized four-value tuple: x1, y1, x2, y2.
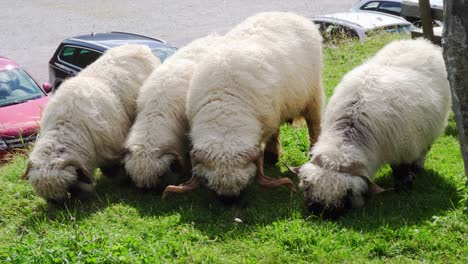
(1, 34, 467, 263)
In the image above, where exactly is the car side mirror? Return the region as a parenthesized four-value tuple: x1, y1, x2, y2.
(42, 82, 52, 93)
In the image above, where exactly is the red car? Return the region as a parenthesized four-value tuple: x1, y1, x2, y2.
(0, 56, 52, 159)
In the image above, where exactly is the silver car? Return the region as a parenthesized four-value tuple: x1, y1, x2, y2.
(312, 11, 412, 42)
(350, 0, 403, 16)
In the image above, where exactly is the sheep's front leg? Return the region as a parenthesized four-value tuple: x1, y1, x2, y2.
(304, 97, 322, 146)
(391, 164, 416, 191)
(391, 149, 429, 191)
(264, 131, 280, 166)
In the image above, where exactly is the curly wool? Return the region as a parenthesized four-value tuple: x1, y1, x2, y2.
(124, 35, 222, 188)
(26, 44, 160, 201)
(299, 39, 452, 208)
(188, 12, 324, 196)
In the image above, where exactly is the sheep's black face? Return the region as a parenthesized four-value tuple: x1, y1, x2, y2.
(26, 162, 94, 204)
(305, 189, 354, 220)
(217, 193, 242, 205)
(192, 160, 257, 198)
(298, 163, 369, 219)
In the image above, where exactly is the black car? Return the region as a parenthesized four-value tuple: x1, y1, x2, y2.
(48, 31, 177, 91)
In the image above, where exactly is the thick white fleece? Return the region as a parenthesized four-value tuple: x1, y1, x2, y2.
(26, 44, 160, 201)
(188, 12, 324, 196)
(299, 38, 451, 208)
(124, 35, 222, 188)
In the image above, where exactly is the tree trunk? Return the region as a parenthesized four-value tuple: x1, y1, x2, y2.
(442, 0, 468, 179)
(419, 0, 435, 42)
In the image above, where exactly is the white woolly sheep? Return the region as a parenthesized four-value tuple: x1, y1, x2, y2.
(294, 39, 451, 219)
(124, 35, 222, 189)
(163, 12, 324, 201)
(23, 44, 160, 202)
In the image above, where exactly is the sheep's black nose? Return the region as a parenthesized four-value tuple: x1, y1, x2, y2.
(217, 194, 241, 205)
(306, 201, 343, 220)
(306, 192, 353, 220)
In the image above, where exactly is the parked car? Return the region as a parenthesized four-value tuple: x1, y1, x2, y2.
(312, 11, 412, 42)
(351, 0, 403, 16)
(0, 56, 51, 159)
(351, 0, 443, 23)
(48, 31, 177, 91)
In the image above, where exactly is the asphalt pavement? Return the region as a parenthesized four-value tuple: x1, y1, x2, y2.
(0, 0, 356, 83)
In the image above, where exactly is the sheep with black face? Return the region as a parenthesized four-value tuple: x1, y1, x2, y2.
(294, 39, 451, 219)
(124, 35, 222, 189)
(163, 12, 324, 202)
(23, 45, 160, 203)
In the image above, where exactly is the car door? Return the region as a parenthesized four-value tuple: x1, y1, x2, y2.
(55, 46, 81, 77)
(51, 46, 102, 90)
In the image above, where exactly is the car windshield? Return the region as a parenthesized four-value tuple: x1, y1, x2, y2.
(0, 68, 45, 107)
(152, 46, 177, 62)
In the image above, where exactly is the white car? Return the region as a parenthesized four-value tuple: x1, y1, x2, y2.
(312, 11, 412, 42)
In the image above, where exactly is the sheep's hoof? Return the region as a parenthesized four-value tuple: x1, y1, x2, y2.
(395, 172, 416, 192)
(392, 164, 416, 191)
(263, 151, 279, 166)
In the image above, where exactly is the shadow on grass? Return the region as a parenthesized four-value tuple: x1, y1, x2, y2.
(20, 166, 303, 239)
(20, 166, 461, 238)
(338, 168, 462, 230)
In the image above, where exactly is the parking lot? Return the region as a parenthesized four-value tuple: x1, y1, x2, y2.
(0, 0, 355, 83)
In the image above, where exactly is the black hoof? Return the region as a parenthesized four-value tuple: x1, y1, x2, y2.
(395, 172, 416, 192)
(392, 164, 417, 192)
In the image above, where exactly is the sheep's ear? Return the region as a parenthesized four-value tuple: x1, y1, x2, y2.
(21, 162, 32, 180)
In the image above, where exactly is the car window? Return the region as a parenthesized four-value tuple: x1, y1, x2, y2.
(0, 68, 44, 107)
(361, 1, 380, 10)
(59, 46, 77, 64)
(74, 49, 102, 69)
(378, 2, 401, 16)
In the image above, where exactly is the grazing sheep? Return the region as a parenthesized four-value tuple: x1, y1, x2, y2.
(124, 35, 221, 189)
(163, 12, 323, 201)
(294, 39, 451, 219)
(23, 44, 160, 202)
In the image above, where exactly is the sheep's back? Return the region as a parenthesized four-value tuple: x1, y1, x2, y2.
(127, 35, 222, 150)
(39, 44, 158, 164)
(189, 12, 323, 128)
(323, 62, 450, 166)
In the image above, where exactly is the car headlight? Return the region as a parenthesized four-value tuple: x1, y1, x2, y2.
(0, 139, 8, 150)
